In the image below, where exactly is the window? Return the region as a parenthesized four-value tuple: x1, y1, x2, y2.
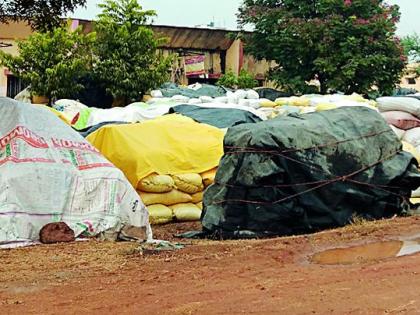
(6, 75, 26, 98)
(407, 77, 416, 85)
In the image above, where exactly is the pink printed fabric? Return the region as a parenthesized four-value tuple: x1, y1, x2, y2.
(381, 111, 420, 130)
(0, 97, 152, 247)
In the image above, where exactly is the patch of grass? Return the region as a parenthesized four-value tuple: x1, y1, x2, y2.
(350, 214, 371, 226)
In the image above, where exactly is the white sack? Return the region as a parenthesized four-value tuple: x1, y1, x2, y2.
(377, 97, 420, 118)
(403, 127, 420, 147)
(246, 90, 260, 100)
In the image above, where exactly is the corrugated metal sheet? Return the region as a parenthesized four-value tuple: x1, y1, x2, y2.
(152, 25, 235, 51)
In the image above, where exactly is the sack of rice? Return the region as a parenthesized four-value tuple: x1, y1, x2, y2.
(234, 90, 248, 100)
(246, 90, 260, 100)
(170, 203, 202, 221)
(403, 127, 420, 147)
(275, 98, 290, 106)
(290, 97, 310, 107)
(151, 90, 163, 98)
(377, 97, 420, 117)
(147, 204, 173, 224)
(260, 100, 277, 108)
(248, 99, 263, 109)
(201, 168, 217, 187)
(411, 198, 420, 204)
(191, 191, 203, 203)
(381, 111, 420, 130)
(214, 96, 228, 104)
(402, 141, 420, 164)
(137, 174, 175, 193)
(238, 99, 250, 107)
(316, 103, 337, 112)
(172, 173, 204, 194)
(200, 96, 213, 103)
(139, 189, 192, 206)
(390, 125, 405, 140)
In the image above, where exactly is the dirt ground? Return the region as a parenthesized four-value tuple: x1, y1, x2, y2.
(2, 217, 420, 314)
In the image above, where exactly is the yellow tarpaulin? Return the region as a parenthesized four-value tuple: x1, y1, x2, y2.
(36, 104, 70, 124)
(87, 114, 224, 187)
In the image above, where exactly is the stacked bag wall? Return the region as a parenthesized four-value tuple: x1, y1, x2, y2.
(378, 96, 420, 198)
(202, 107, 420, 238)
(137, 170, 217, 224)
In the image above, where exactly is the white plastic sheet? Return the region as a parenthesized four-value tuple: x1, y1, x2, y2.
(0, 97, 152, 247)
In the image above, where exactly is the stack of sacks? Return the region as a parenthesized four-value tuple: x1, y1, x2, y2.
(377, 96, 420, 156)
(377, 96, 420, 202)
(257, 93, 376, 119)
(136, 168, 217, 224)
(149, 87, 272, 111)
(86, 115, 224, 223)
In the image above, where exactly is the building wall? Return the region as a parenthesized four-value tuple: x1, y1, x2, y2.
(226, 39, 241, 75)
(0, 39, 20, 96)
(400, 64, 420, 92)
(0, 21, 32, 96)
(161, 48, 224, 85)
(0, 20, 273, 95)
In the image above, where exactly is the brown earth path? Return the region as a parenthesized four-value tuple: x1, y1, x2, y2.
(2, 217, 420, 314)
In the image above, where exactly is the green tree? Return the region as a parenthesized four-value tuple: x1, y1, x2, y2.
(401, 33, 420, 77)
(238, 0, 406, 95)
(237, 69, 258, 89)
(0, 25, 95, 103)
(217, 69, 258, 89)
(0, 0, 86, 31)
(94, 0, 172, 105)
(401, 33, 420, 62)
(217, 70, 239, 88)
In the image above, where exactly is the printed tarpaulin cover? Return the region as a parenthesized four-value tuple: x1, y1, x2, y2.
(185, 55, 205, 77)
(87, 114, 225, 187)
(0, 97, 151, 246)
(201, 107, 420, 238)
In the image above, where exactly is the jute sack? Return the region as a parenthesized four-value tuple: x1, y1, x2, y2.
(139, 189, 192, 206)
(172, 173, 204, 194)
(191, 191, 203, 203)
(260, 100, 277, 108)
(316, 103, 337, 112)
(147, 204, 173, 225)
(201, 168, 217, 187)
(377, 96, 420, 117)
(403, 127, 420, 147)
(137, 173, 175, 193)
(381, 111, 420, 130)
(390, 125, 405, 140)
(170, 203, 202, 221)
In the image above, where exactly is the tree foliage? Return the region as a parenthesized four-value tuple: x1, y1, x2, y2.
(401, 34, 420, 77)
(217, 70, 238, 88)
(401, 33, 420, 62)
(217, 69, 258, 89)
(238, 0, 406, 95)
(94, 0, 172, 104)
(0, 26, 95, 103)
(0, 0, 86, 31)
